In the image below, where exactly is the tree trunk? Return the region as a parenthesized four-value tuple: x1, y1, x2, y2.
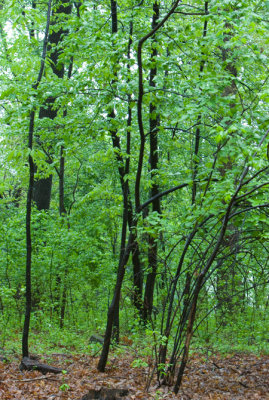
(22, 0, 52, 358)
(98, 234, 133, 371)
(143, 0, 160, 323)
(33, 0, 72, 210)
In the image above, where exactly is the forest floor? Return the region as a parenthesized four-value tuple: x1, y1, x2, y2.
(0, 351, 268, 399)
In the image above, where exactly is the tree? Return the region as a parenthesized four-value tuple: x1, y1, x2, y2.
(22, 0, 52, 358)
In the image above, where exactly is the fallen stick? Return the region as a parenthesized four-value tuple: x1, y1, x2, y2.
(1, 375, 60, 383)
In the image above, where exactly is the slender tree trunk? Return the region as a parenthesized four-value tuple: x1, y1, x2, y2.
(143, 0, 161, 323)
(59, 145, 66, 216)
(58, 147, 67, 329)
(22, 0, 52, 358)
(136, 0, 181, 321)
(98, 234, 133, 371)
(191, 2, 208, 204)
(23, 112, 35, 358)
(58, 58, 74, 328)
(109, 3, 143, 319)
(174, 292, 199, 393)
(59, 271, 67, 329)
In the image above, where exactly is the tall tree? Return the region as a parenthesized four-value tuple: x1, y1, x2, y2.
(22, 0, 52, 358)
(143, 0, 161, 322)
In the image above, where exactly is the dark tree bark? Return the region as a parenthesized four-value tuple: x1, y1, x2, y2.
(135, 1, 181, 320)
(33, 175, 53, 210)
(136, 0, 181, 210)
(23, 111, 35, 358)
(22, 0, 52, 358)
(191, 2, 208, 204)
(98, 234, 133, 372)
(33, 0, 72, 211)
(143, 0, 161, 323)
(59, 144, 66, 216)
(58, 60, 74, 329)
(136, 0, 181, 321)
(109, 1, 143, 323)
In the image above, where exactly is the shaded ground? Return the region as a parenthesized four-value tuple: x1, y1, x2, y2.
(0, 352, 268, 399)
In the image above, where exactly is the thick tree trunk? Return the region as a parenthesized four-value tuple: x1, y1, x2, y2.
(33, 0, 72, 210)
(33, 176, 53, 211)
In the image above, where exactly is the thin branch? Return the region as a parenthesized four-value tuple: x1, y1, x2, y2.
(174, 11, 206, 15)
(33, 0, 52, 90)
(138, 182, 188, 212)
(2, 376, 60, 383)
(230, 203, 269, 219)
(235, 181, 269, 203)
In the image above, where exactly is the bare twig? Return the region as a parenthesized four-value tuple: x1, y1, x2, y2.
(1, 375, 60, 383)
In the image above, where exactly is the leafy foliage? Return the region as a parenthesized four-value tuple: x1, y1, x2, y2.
(0, 0, 268, 395)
